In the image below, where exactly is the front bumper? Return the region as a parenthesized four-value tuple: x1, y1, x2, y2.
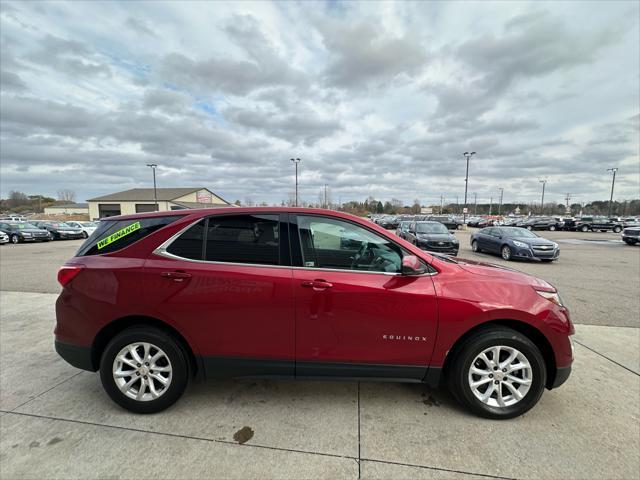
(417, 243, 459, 255)
(622, 234, 639, 242)
(55, 340, 95, 371)
(58, 233, 84, 239)
(512, 246, 560, 261)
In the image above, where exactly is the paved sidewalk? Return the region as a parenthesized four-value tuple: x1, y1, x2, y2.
(1, 291, 639, 479)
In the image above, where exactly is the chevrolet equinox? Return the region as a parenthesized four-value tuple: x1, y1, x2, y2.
(55, 208, 573, 419)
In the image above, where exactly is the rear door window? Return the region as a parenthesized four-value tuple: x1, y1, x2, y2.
(166, 220, 205, 260)
(204, 214, 280, 265)
(76, 216, 183, 256)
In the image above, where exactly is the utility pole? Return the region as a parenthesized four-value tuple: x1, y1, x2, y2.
(489, 196, 492, 216)
(564, 193, 572, 214)
(440, 195, 444, 214)
(324, 184, 328, 209)
(539, 179, 547, 214)
(146, 164, 158, 210)
(498, 188, 504, 216)
(473, 193, 477, 215)
(606, 168, 618, 217)
(290, 158, 301, 206)
(462, 152, 475, 223)
(456, 195, 459, 214)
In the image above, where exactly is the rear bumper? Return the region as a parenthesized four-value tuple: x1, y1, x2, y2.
(550, 364, 572, 389)
(55, 340, 95, 371)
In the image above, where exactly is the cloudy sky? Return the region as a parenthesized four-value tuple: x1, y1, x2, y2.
(1, 1, 638, 206)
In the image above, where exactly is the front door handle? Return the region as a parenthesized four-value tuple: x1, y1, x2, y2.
(301, 279, 333, 290)
(161, 271, 192, 282)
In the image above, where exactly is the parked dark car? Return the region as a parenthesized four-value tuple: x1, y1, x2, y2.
(0, 222, 51, 243)
(378, 215, 400, 230)
(54, 207, 573, 418)
(405, 221, 459, 255)
(622, 227, 640, 245)
(476, 218, 495, 228)
(427, 215, 463, 230)
(395, 221, 412, 240)
(32, 221, 84, 240)
(570, 217, 623, 233)
(471, 227, 559, 262)
(522, 217, 565, 231)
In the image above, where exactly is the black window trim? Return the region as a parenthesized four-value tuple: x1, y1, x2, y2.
(155, 212, 289, 269)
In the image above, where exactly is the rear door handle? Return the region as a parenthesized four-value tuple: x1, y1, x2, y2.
(301, 279, 333, 290)
(161, 271, 192, 282)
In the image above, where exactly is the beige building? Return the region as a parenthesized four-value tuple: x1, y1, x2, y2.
(43, 203, 90, 215)
(87, 187, 230, 219)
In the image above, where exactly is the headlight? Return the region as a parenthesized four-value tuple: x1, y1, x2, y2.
(552, 242, 558, 248)
(536, 289, 563, 307)
(513, 240, 529, 248)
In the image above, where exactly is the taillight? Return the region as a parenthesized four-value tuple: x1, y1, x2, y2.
(57, 265, 83, 287)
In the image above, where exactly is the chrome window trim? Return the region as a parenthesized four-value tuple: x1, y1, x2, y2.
(153, 216, 438, 277)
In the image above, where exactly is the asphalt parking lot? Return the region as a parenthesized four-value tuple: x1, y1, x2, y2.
(1, 232, 639, 479)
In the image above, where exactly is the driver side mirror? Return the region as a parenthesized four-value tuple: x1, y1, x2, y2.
(401, 255, 427, 275)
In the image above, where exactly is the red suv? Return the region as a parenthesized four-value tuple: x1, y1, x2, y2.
(55, 208, 573, 419)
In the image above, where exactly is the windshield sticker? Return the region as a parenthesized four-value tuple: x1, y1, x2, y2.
(97, 222, 141, 250)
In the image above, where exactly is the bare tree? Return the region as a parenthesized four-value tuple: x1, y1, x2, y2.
(57, 189, 76, 203)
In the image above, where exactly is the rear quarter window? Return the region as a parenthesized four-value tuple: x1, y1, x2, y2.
(76, 216, 183, 256)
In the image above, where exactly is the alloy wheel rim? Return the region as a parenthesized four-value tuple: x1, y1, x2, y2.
(502, 247, 510, 259)
(112, 342, 172, 402)
(468, 345, 532, 408)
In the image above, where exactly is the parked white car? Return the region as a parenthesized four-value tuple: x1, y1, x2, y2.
(0, 231, 9, 244)
(65, 221, 98, 239)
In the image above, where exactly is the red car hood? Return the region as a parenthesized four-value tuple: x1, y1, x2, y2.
(454, 258, 556, 291)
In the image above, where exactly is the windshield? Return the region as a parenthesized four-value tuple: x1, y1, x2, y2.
(14, 223, 38, 229)
(502, 227, 538, 238)
(80, 222, 97, 227)
(416, 223, 449, 234)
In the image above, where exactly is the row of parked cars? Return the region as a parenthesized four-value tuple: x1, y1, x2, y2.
(0, 220, 97, 244)
(470, 215, 639, 233)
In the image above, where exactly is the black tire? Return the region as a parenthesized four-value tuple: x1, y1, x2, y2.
(581, 225, 589, 232)
(526, 226, 533, 230)
(100, 327, 189, 414)
(82, 231, 89, 238)
(501, 245, 512, 260)
(613, 226, 622, 233)
(447, 327, 547, 419)
(471, 240, 481, 253)
(549, 225, 556, 231)
(10, 234, 20, 244)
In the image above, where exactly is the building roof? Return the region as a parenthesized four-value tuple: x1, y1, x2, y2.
(46, 203, 89, 208)
(88, 188, 205, 202)
(171, 201, 235, 209)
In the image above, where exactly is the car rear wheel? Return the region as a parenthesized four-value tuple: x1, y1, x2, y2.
(581, 225, 589, 232)
(501, 245, 512, 260)
(10, 235, 20, 244)
(82, 231, 88, 238)
(613, 226, 622, 233)
(549, 225, 556, 231)
(100, 327, 189, 413)
(471, 240, 481, 252)
(447, 327, 546, 419)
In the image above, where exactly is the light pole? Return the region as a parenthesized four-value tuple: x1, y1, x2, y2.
(463, 152, 475, 222)
(489, 196, 492, 215)
(440, 195, 444, 214)
(498, 188, 504, 216)
(607, 168, 618, 217)
(290, 158, 301, 206)
(473, 193, 477, 215)
(539, 179, 547, 214)
(146, 164, 158, 210)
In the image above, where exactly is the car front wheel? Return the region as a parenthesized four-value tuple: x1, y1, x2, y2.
(501, 245, 512, 260)
(10, 235, 20, 244)
(613, 226, 622, 233)
(549, 225, 556, 231)
(448, 327, 546, 419)
(100, 327, 189, 414)
(581, 225, 589, 232)
(471, 240, 481, 252)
